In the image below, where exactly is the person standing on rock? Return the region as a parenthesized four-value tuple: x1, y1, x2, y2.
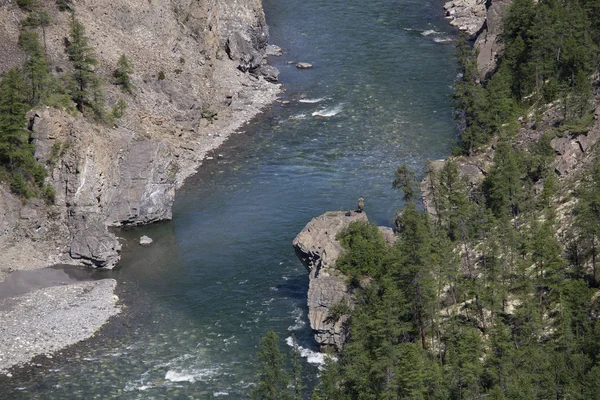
(357, 197, 364, 213)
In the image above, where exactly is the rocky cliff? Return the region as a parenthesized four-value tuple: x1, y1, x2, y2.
(0, 0, 280, 279)
(444, 0, 513, 77)
(293, 211, 395, 351)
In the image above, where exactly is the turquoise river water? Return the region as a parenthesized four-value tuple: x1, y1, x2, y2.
(1, 0, 458, 398)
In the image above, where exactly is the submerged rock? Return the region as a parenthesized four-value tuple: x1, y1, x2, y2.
(139, 235, 153, 245)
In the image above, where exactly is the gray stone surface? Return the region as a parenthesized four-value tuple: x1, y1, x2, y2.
(0, 0, 281, 276)
(266, 44, 283, 57)
(474, 0, 512, 76)
(253, 65, 280, 83)
(444, 0, 486, 36)
(296, 62, 313, 69)
(293, 211, 368, 351)
(0, 280, 120, 374)
(108, 140, 176, 226)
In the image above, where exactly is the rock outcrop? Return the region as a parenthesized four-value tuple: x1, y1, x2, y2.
(293, 211, 368, 351)
(0, 0, 280, 277)
(551, 125, 600, 176)
(474, 0, 512, 77)
(444, 0, 487, 36)
(444, 0, 513, 77)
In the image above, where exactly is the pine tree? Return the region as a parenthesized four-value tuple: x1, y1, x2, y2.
(392, 164, 417, 203)
(66, 17, 103, 117)
(113, 54, 135, 93)
(250, 331, 292, 400)
(0, 68, 31, 169)
(574, 161, 600, 283)
(290, 339, 303, 400)
(18, 30, 48, 105)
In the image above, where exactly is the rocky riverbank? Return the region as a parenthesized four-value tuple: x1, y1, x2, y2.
(0, 279, 120, 374)
(0, 0, 280, 375)
(0, 0, 281, 279)
(444, 0, 513, 77)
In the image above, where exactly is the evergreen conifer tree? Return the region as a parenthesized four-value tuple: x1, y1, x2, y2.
(250, 331, 292, 400)
(114, 54, 135, 94)
(18, 30, 48, 105)
(66, 17, 103, 117)
(0, 68, 31, 169)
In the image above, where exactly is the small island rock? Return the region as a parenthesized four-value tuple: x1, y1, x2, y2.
(296, 62, 313, 69)
(140, 235, 153, 245)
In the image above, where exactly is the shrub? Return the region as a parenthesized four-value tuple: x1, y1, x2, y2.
(112, 98, 127, 119)
(11, 173, 32, 198)
(41, 184, 56, 204)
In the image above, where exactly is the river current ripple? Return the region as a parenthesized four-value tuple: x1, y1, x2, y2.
(2, 0, 458, 398)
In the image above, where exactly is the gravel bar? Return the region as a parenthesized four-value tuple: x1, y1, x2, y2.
(0, 279, 120, 374)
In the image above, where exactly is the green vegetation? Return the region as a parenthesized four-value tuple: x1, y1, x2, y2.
(250, 331, 302, 400)
(252, 1, 600, 395)
(454, 0, 600, 154)
(0, 68, 46, 198)
(336, 221, 388, 280)
(112, 98, 127, 120)
(66, 16, 104, 118)
(113, 54, 135, 93)
(0, 8, 108, 198)
(56, 0, 73, 12)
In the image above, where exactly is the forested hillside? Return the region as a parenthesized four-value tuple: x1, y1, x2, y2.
(255, 0, 600, 398)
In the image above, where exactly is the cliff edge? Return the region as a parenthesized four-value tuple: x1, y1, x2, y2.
(0, 0, 280, 278)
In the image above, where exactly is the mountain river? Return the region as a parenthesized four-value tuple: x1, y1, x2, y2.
(2, 0, 458, 397)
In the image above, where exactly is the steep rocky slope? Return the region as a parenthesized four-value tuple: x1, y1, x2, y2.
(0, 0, 280, 279)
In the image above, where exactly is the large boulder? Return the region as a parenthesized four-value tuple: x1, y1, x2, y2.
(293, 211, 367, 351)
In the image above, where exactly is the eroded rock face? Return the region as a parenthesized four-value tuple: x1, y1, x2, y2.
(0, 0, 280, 275)
(551, 126, 600, 176)
(474, 0, 512, 77)
(293, 211, 367, 351)
(443, 0, 512, 77)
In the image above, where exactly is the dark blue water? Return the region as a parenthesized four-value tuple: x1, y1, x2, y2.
(2, 0, 457, 398)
